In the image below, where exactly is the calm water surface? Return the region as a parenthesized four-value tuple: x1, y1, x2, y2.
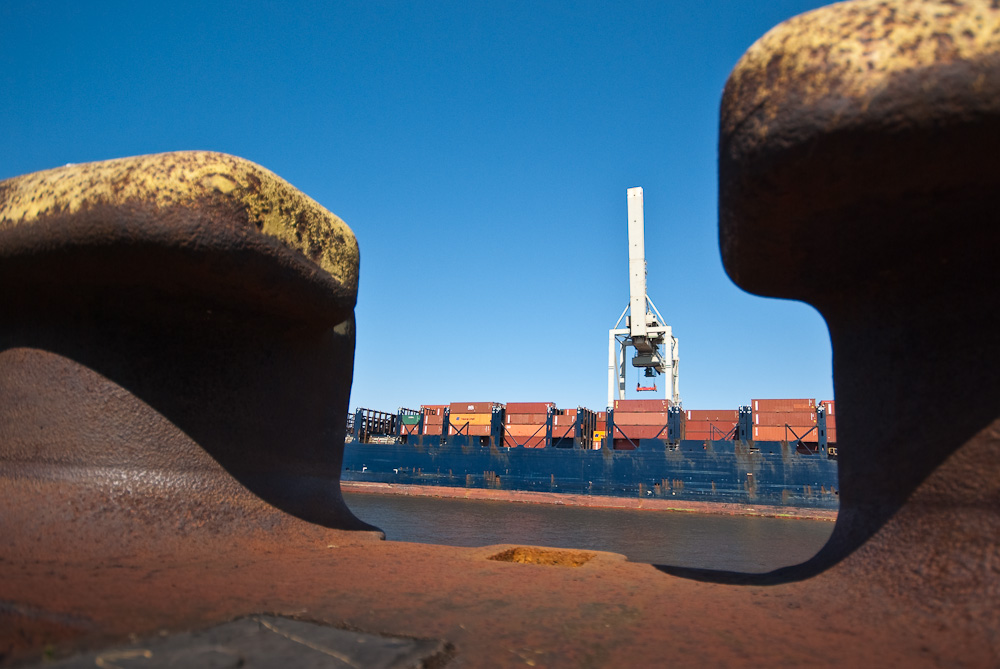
(343, 492, 835, 573)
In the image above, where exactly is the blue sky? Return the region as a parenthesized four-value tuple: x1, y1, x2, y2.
(1, 0, 834, 413)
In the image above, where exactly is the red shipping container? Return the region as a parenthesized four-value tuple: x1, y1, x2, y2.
(401, 424, 420, 436)
(752, 398, 816, 412)
(753, 425, 820, 441)
(610, 425, 668, 440)
(614, 399, 671, 412)
(504, 436, 546, 448)
(686, 409, 739, 421)
(506, 413, 548, 425)
(753, 411, 816, 426)
(424, 415, 444, 425)
(421, 405, 447, 415)
(504, 424, 548, 437)
(555, 408, 578, 418)
(596, 412, 607, 421)
(449, 402, 497, 414)
(422, 423, 443, 435)
(685, 420, 737, 439)
(505, 402, 555, 414)
(821, 400, 835, 416)
(450, 424, 492, 436)
(551, 425, 575, 439)
(827, 426, 838, 442)
(826, 415, 837, 428)
(612, 412, 669, 426)
(552, 414, 580, 425)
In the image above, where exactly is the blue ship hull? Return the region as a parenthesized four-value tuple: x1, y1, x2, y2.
(342, 436, 839, 509)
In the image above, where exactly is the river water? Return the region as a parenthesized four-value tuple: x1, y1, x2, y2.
(343, 492, 836, 573)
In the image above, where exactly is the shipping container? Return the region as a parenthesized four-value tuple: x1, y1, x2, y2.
(503, 436, 546, 449)
(448, 413, 493, 427)
(551, 425, 575, 440)
(420, 405, 448, 416)
(613, 399, 671, 412)
(506, 413, 548, 425)
(612, 412, 670, 426)
(449, 424, 492, 437)
(505, 402, 555, 414)
(686, 409, 739, 422)
(684, 419, 738, 440)
(753, 411, 816, 426)
(752, 398, 816, 412)
(449, 402, 497, 414)
(610, 425, 669, 440)
(504, 424, 549, 438)
(821, 400, 835, 416)
(753, 425, 819, 441)
(552, 414, 582, 426)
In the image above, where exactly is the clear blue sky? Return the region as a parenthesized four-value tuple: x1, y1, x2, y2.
(1, 0, 834, 413)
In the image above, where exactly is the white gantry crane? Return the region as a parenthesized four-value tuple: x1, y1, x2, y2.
(608, 187, 680, 408)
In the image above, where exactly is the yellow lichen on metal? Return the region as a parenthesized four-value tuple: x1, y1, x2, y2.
(0, 151, 359, 292)
(722, 0, 1000, 136)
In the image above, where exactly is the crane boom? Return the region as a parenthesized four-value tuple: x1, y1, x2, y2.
(608, 187, 680, 408)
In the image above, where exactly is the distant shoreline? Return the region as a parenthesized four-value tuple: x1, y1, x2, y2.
(340, 481, 838, 522)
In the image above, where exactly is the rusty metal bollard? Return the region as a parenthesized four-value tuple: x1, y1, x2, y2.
(0, 152, 379, 560)
(717, 0, 1000, 614)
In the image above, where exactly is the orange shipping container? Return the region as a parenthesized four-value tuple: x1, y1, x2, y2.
(504, 424, 548, 437)
(449, 413, 493, 426)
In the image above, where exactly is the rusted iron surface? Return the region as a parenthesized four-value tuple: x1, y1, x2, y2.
(0, 152, 377, 547)
(3, 2, 1000, 665)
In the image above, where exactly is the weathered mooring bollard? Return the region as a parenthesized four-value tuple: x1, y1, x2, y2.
(0, 151, 379, 558)
(1, 1, 998, 666)
(716, 0, 1000, 612)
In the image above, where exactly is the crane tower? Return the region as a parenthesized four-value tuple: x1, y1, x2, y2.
(607, 187, 680, 408)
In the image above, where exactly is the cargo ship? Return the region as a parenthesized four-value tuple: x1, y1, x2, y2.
(343, 189, 838, 510)
(341, 398, 840, 510)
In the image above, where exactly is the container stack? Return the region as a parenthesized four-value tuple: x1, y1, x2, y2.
(448, 402, 497, 437)
(611, 399, 671, 450)
(399, 413, 421, 437)
(821, 400, 836, 444)
(420, 405, 448, 436)
(551, 408, 578, 442)
(593, 411, 607, 449)
(751, 399, 817, 442)
(685, 410, 738, 441)
(503, 402, 553, 448)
